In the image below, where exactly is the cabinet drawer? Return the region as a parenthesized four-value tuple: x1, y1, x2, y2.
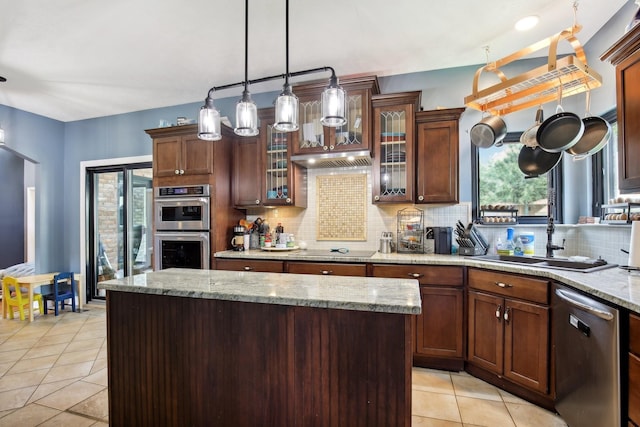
(468, 268, 549, 304)
(287, 262, 366, 277)
(631, 314, 640, 357)
(371, 264, 463, 286)
(215, 259, 284, 273)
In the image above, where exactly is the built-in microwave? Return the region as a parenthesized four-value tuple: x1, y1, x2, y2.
(154, 231, 210, 270)
(154, 185, 210, 231)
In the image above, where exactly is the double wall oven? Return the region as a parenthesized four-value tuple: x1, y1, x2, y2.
(153, 184, 210, 270)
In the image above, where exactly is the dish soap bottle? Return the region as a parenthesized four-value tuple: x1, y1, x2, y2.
(513, 235, 524, 256)
(502, 228, 515, 255)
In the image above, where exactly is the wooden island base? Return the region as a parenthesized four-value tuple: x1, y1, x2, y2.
(106, 291, 413, 426)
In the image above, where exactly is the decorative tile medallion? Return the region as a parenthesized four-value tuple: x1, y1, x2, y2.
(316, 174, 367, 241)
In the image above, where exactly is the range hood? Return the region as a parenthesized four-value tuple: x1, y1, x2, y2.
(290, 150, 372, 169)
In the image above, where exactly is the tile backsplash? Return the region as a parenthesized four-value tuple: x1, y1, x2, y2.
(245, 166, 470, 251)
(243, 165, 633, 264)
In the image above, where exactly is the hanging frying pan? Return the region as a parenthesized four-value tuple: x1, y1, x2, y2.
(536, 87, 584, 153)
(565, 91, 612, 160)
(520, 107, 544, 147)
(518, 145, 563, 178)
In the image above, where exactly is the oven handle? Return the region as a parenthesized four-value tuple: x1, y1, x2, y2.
(155, 197, 210, 205)
(154, 231, 210, 239)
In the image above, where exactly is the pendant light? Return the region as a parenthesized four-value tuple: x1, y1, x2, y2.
(198, 96, 221, 141)
(321, 72, 347, 127)
(234, 0, 259, 137)
(274, 0, 299, 132)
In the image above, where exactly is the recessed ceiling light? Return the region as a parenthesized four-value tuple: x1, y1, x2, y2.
(515, 15, 539, 31)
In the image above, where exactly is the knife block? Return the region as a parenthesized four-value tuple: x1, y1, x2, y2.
(458, 246, 487, 256)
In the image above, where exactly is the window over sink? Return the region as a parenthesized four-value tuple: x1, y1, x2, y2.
(472, 132, 561, 224)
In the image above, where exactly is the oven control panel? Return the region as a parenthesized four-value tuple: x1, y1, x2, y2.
(156, 184, 210, 198)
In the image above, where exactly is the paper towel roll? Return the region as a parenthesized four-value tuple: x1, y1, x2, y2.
(629, 222, 640, 267)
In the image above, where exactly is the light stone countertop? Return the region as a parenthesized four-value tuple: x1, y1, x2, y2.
(97, 268, 421, 315)
(215, 249, 640, 313)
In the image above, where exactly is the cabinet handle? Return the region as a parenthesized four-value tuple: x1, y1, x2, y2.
(174, 170, 180, 175)
(374, 195, 380, 201)
(243, 266, 254, 271)
(321, 270, 333, 275)
(495, 304, 502, 320)
(504, 307, 511, 323)
(418, 195, 424, 201)
(180, 169, 185, 175)
(286, 198, 292, 204)
(408, 273, 424, 279)
(255, 199, 260, 205)
(329, 145, 334, 150)
(323, 146, 329, 151)
(495, 281, 513, 288)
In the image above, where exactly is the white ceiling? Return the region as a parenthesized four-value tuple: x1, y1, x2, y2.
(0, 0, 628, 122)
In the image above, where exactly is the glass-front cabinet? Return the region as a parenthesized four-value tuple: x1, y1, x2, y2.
(372, 92, 421, 203)
(292, 75, 379, 155)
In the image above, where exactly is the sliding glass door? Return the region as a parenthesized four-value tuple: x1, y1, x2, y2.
(87, 163, 152, 299)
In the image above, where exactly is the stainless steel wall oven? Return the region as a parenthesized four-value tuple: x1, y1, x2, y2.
(154, 184, 211, 270)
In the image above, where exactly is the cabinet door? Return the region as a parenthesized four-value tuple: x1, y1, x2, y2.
(503, 298, 549, 393)
(630, 353, 640, 426)
(287, 262, 366, 277)
(181, 134, 213, 175)
(215, 258, 284, 273)
(153, 136, 182, 177)
(416, 287, 464, 358)
(415, 108, 464, 204)
(233, 135, 262, 207)
(617, 51, 640, 192)
(468, 290, 504, 374)
(292, 76, 378, 155)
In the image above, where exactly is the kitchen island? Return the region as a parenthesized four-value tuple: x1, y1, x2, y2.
(98, 268, 421, 427)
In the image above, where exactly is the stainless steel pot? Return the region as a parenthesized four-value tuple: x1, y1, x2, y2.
(470, 115, 507, 148)
(520, 107, 544, 147)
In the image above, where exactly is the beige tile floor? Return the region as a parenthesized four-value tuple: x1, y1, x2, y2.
(1, 302, 567, 426)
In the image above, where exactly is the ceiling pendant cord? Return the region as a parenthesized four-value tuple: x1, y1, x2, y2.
(235, 0, 259, 137)
(274, 0, 299, 132)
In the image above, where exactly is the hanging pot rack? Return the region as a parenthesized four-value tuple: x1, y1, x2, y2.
(464, 24, 602, 116)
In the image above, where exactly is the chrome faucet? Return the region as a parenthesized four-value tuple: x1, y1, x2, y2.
(546, 187, 565, 258)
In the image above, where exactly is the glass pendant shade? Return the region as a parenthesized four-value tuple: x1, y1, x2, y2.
(0, 127, 4, 144)
(321, 78, 347, 127)
(274, 84, 299, 132)
(234, 90, 259, 136)
(197, 99, 221, 141)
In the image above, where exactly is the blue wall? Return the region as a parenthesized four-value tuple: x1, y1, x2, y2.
(0, 1, 633, 273)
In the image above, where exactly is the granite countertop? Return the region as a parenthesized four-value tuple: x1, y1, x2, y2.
(215, 249, 640, 313)
(97, 268, 421, 315)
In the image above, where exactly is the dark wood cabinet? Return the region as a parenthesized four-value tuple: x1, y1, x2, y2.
(215, 258, 285, 273)
(287, 261, 366, 276)
(601, 25, 640, 193)
(151, 127, 213, 179)
(232, 108, 307, 208)
(467, 268, 550, 396)
(371, 264, 464, 370)
(292, 75, 379, 155)
(415, 108, 465, 204)
(371, 92, 421, 204)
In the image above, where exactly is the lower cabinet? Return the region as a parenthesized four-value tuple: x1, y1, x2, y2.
(287, 261, 366, 276)
(372, 264, 464, 370)
(467, 268, 550, 399)
(629, 313, 640, 426)
(214, 258, 284, 273)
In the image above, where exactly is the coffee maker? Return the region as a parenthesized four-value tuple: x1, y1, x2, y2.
(231, 225, 246, 251)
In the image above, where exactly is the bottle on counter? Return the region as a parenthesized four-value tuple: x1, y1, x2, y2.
(514, 236, 524, 256)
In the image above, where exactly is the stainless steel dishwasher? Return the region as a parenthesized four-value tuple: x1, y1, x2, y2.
(552, 283, 620, 427)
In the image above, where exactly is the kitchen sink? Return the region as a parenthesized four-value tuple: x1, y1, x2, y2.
(472, 254, 618, 273)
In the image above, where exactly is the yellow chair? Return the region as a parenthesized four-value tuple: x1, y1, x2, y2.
(2, 276, 43, 320)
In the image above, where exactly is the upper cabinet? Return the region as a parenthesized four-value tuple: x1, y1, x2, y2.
(415, 108, 465, 204)
(291, 75, 379, 155)
(232, 108, 307, 208)
(601, 25, 640, 193)
(149, 125, 213, 179)
(371, 92, 421, 204)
